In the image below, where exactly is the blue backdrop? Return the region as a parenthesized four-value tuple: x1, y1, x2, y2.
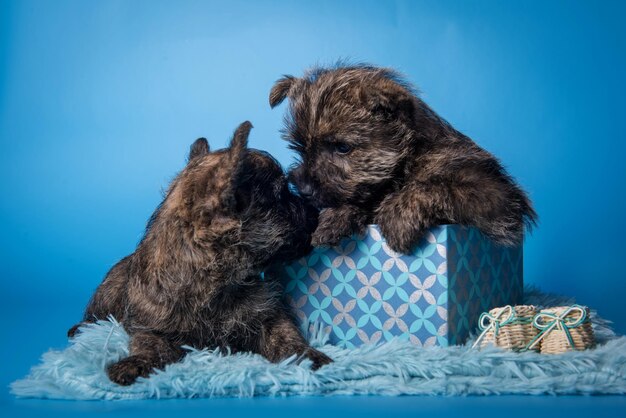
(1, 0, 626, 412)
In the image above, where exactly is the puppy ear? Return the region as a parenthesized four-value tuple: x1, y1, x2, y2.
(269, 75, 296, 108)
(220, 121, 252, 211)
(365, 82, 415, 122)
(228, 121, 251, 161)
(188, 137, 210, 161)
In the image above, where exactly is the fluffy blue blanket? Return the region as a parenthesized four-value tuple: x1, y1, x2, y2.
(11, 288, 626, 399)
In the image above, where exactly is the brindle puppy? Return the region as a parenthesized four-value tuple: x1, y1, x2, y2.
(68, 122, 331, 385)
(270, 64, 537, 253)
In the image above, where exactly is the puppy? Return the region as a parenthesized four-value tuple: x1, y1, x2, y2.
(269, 64, 537, 253)
(68, 121, 331, 385)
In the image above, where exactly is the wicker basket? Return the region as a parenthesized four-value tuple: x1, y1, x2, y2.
(473, 305, 538, 351)
(529, 305, 595, 354)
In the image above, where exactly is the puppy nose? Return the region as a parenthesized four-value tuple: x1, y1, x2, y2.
(287, 166, 313, 198)
(299, 183, 313, 198)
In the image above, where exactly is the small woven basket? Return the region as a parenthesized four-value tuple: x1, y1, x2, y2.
(474, 305, 539, 351)
(531, 305, 595, 354)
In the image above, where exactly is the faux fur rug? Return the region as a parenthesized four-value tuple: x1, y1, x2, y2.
(11, 288, 626, 399)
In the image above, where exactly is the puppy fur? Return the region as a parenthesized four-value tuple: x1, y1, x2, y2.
(68, 122, 331, 385)
(270, 64, 537, 253)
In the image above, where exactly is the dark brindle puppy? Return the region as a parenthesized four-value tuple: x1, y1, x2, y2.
(68, 121, 331, 385)
(270, 64, 537, 253)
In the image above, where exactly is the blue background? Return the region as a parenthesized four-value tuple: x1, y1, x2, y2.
(1, 0, 625, 416)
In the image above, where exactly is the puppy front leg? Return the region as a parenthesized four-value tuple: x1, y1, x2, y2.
(107, 331, 184, 386)
(260, 312, 332, 370)
(376, 175, 534, 252)
(375, 182, 449, 254)
(311, 205, 368, 247)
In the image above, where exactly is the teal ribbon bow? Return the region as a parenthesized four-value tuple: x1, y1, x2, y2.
(472, 305, 516, 349)
(525, 304, 587, 351)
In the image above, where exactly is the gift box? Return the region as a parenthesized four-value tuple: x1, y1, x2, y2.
(280, 225, 523, 348)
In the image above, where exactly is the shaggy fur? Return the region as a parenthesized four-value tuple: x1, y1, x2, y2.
(67, 122, 331, 386)
(270, 64, 537, 253)
(11, 288, 626, 399)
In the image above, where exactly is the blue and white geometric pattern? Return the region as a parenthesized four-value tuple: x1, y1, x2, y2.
(281, 225, 523, 348)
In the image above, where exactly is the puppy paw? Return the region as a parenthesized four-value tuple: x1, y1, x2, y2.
(311, 207, 367, 247)
(383, 231, 421, 254)
(311, 223, 346, 247)
(376, 211, 425, 254)
(302, 348, 333, 370)
(67, 323, 82, 338)
(67, 320, 95, 338)
(107, 356, 154, 386)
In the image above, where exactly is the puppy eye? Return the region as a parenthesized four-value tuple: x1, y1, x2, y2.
(335, 143, 352, 154)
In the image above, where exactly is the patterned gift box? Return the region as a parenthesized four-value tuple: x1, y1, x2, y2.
(279, 225, 523, 348)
